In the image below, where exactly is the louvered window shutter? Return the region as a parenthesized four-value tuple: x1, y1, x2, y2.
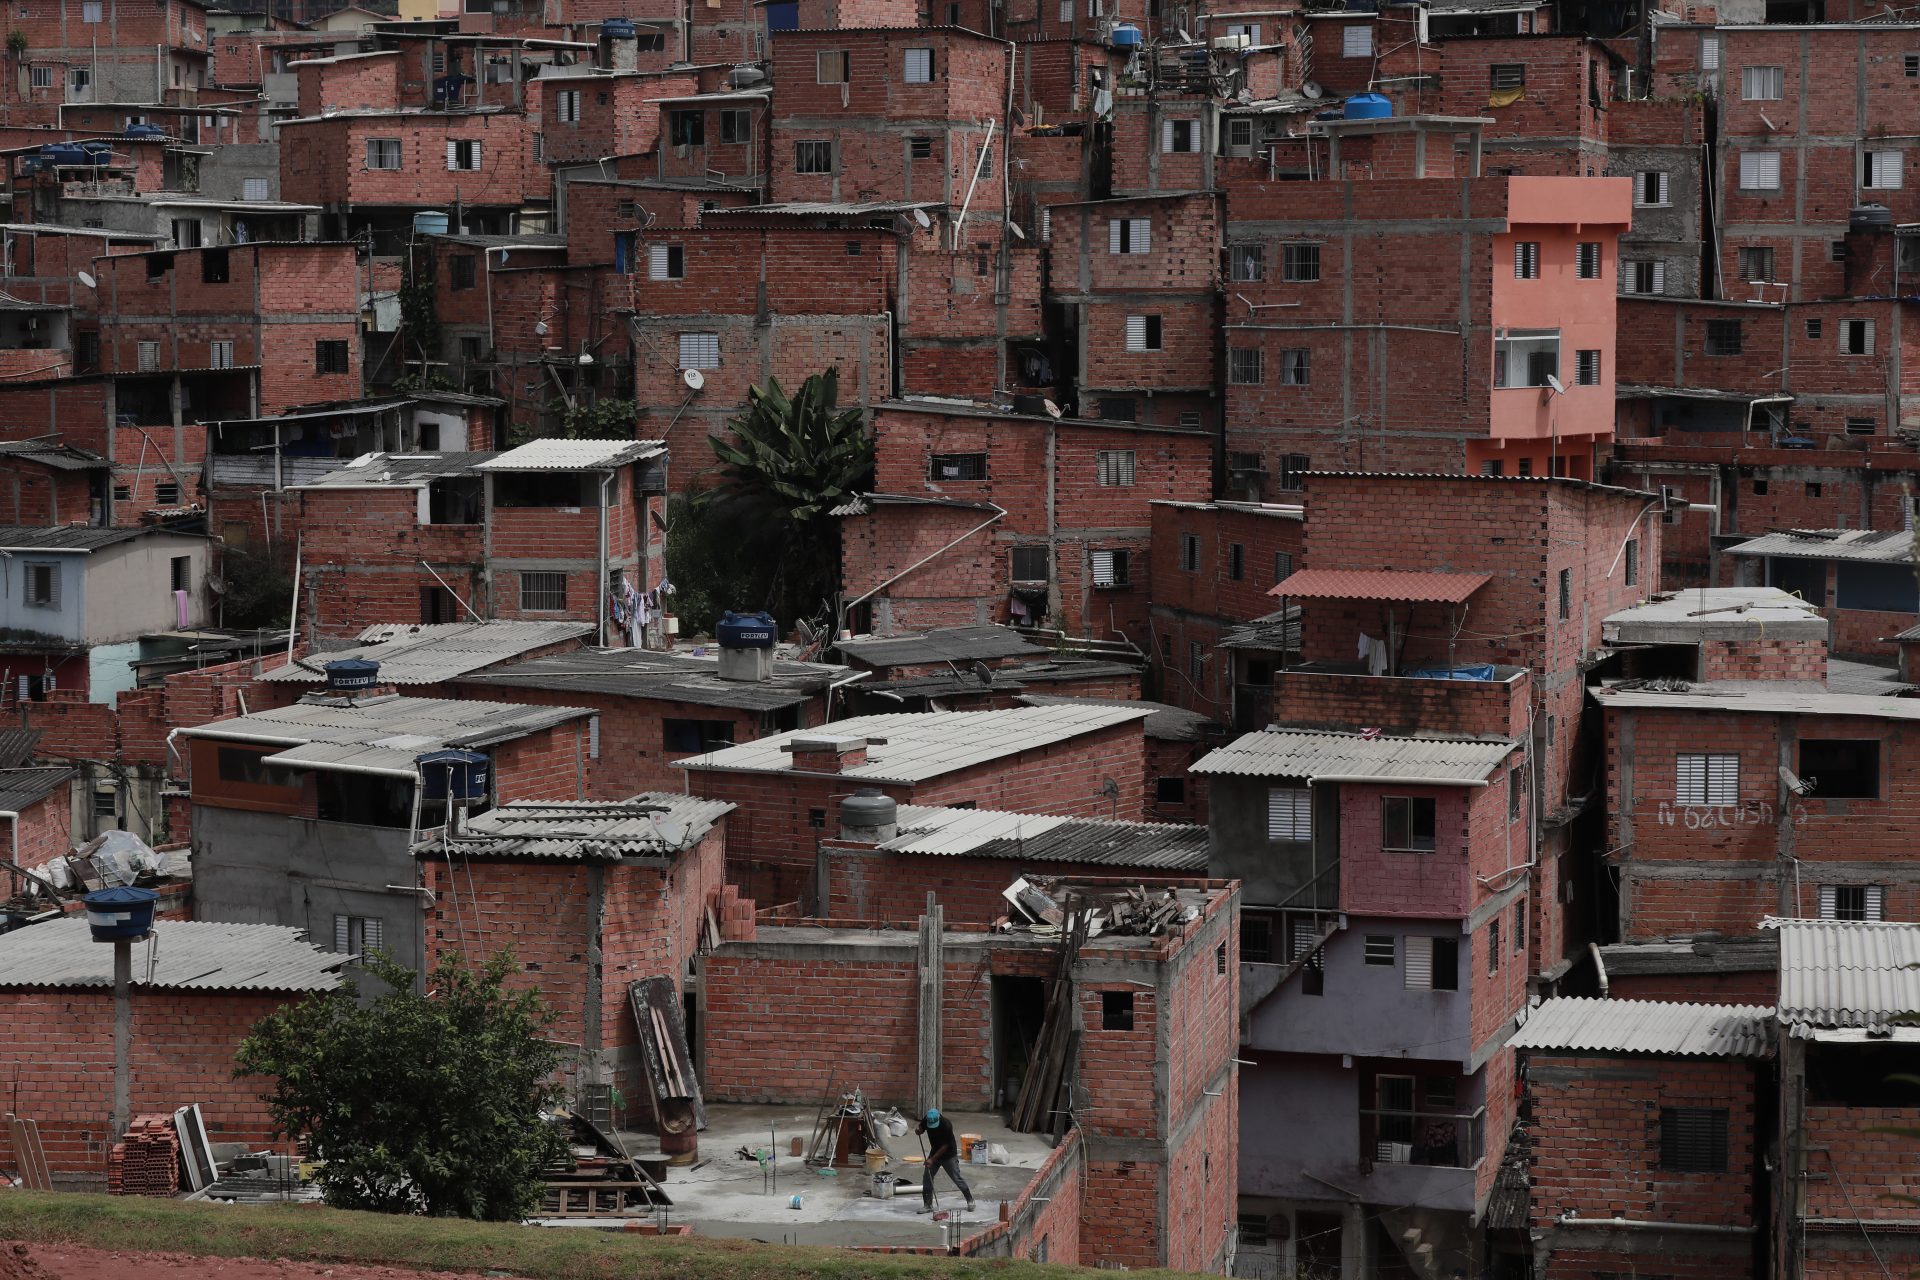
(1867, 885, 1886, 920)
(334, 914, 350, 951)
(1404, 936, 1433, 989)
(1109, 219, 1123, 254)
(1651, 260, 1666, 294)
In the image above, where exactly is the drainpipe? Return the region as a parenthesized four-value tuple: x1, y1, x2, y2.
(597, 470, 611, 645)
(1589, 941, 1609, 997)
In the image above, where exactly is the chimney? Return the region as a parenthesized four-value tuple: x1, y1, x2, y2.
(716, 609, 777, 682)
(838, 789, 898, 843)
(784, 734, 869, 773)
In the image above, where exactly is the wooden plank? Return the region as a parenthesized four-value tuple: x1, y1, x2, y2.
(629, 976, 706, 1130)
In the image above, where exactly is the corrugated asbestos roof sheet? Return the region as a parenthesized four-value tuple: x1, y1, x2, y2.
(260, 621, 593, 685)
(1725, 528, 1915, 563)
(0, 525, 200, 551)
(0, 442, 110, 471)
(1016, 694, 1214, 742)
(886, 804, 1206, 870)
(0, 728, 41, 770)
(1219, 606, 1302, 652)
(0, 766, 73, 811)
(474, 438, 665, 471)
(457, 647, 851, 711)
(1192, 728, 1514, 782)
(177, 695, 593, 774)
(0, 919, 346, 992)
(833, 625, 1052, 668)
(417, 794, 733, 861)
(1510, 997, 1774, 1058)
(291, 452, 494, 488)
(1270, 568, 1492, 604)
(1766, 917, 1920, 1033)
(1592, 682, 1920, 719)
(674, 705, 1151, 783)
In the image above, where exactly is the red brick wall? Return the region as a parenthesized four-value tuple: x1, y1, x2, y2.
(295, 52, 401, 116)
(1609, 969, 1778, 1004)
(279, 112, 537, 209)
(0, 463, 94, 526)
(491, 723, 589, 804)
(11, 786, 74, 870)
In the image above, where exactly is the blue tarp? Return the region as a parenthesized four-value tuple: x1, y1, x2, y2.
(1403, 664, 1497, 682)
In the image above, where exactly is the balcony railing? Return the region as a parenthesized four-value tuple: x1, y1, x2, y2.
(1360, 1106, 1486, 1171)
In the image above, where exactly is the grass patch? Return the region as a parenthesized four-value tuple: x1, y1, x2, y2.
(0, 1191, 1197, 1279)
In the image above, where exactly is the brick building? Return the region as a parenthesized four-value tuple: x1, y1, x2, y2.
(0, 766, 80, 871)
(0, 442, 110, 527)
(1725, 528, 1916, 659)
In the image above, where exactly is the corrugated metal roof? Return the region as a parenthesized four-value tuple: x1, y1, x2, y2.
(457, 647, 850, 711)
(885, 804, 1206, 869)
(834, 625, 1051, 668)
(1016, 694, 1215, 742)
(0, 919, 346, 992)
(1827, 658, 1909, 696)
(1592, 682, 1920, 719)
(0, 525, 202, 551)
(417, 794, 733, 861)
(0, 766, 73, 812)
(1191, 728, 1515, 782)
(675, 705, 1151, 783)
(0, 728, 41, 770)
(1510, 997, 1774, 1058)
(291, 451, 493, 489)
(1725, 528, 1914, 564)
(0, 442, 110, 471)
(474, 438, 666, 471)
(177, 695, 593, 774)
(1269, 568, 1492, 604)
(260, 621, 593, 685)
(718, 199, 941, 216)
(1218, 606, 1302, 652)
(1765, 917, 1920, 1033)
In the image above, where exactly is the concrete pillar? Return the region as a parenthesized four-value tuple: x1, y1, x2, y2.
(111, 939, 131, 1140)
(1341, 1201, 1369, 1279)
(916, 892, 943, 1117)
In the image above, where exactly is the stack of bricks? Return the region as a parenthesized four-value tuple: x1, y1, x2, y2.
(711, 885, 757, 942)
(106, 1114, 180, 1197)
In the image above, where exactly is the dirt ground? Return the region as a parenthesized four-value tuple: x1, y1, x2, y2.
(0, 1241, 527, 1280)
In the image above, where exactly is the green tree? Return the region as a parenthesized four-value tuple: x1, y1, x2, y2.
(235, 949, 567, 1221)
(703, 369, 873, 627)
(217, 548, 294, 631)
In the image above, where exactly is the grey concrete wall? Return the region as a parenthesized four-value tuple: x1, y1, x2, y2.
(0, 550, 87, 644)
(196, 143, 282, 202)
(1244, 919, 1472, 1063)
(1606, 144, 1705, 300)
(1206, 776, 1340, 908)
(1238, 1055, 1355, 1201)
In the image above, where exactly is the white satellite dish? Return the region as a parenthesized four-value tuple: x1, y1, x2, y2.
(1043, 399, 1062, 419)
(1008, 222, 1026, 240)
(1545, 373, 1566, 395)
(533, 319, 548, 336)
(912, 208, 932, 229)
(1302, 80, 1324, 100)
(76, 271, 95, 289)
(683, 367, 705, 391)
(577, 351, 594, 366)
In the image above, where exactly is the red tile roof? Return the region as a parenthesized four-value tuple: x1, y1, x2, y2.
(1268, 569, 1492, 604)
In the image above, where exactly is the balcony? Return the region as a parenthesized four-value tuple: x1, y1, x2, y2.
(1271, 662, 1530, 740)
(1359, 1105, 1486, 1211)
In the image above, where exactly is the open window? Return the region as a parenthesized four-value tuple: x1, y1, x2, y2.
(1799, 738, 1880, 799)
(1493, 330, 1559, 388)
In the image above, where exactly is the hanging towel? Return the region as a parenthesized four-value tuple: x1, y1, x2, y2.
(173, 589, 189, 628)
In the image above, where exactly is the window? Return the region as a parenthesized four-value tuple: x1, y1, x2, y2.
(678, 331, 720, 368)
(1011, 546, 1049, 581)
(315, 340, 349, 374)
(1364, 935, 1396, 965)
(1909, 52, 1920, 77)
(1278, 348, 1311, 385)
(136, 340, 161, 372)
(1865, 150, 1904, 190)
(1381, 797, 1437, 851)
(1125, 314, 1162, 351)
(649, 243, 685, 281)
(663, 718, 733, 753)
(1229, 543, 1245, 581)
(1189, 639, 1203, 677)
(1702, 32, 1721, 70)
(1282, 243, 1320, 282)
(1514, 241, 1540, 279)
(720, 110, 752, 144)
(1226, 117, 1255, 155)
(1842, 319, 1875, 355)
(1180, 533, 1201, 571)
(1097, 449, 1136, 486)
(171, 219, 202, 249)
(1660, 1108, 1729, 1173)
(28, 65, 49, 90)
(668, 110, 704, 146)
(1228, 347, 1263, 385)
(69, 67, 89, 94)
(1739, 150, 1781, 190)
(1490, 64, 1525, 90)
(1277, 453, 1311, 491)
(1225, 22, 1260, 42)
(1742, 65, 1783, 100)
(1676, 752, 1739, 806)
(449, 255, 476, 290)
(1098, 398, 1136, 422)
(1635, 171, 1670, 207)
(1831, 240, 1849, 262)
(445, 139, 482, 171)
(519, 571, 567, 612)
(155, 482, 179, 506)
(795, 140, 834, 173)
(1274, 551, 1294, 585)
(1558, 568, 1572, 620)
(817, 50, 849, 83)
(1807, 481, 1822, 498)
(1799, 739, 1879, 799)
(930, 453, 987, 481)
(241, 177, 269, 202)
(166, 555, 191, 594)
(910, 135, 933, 160)
(333, 915, 385, 956)
(366, 137, 401, 169)
(1705, 319, 1743, 356)
(1404, 936, 1459, 990)
(1564, 348, 1600, 387)
(22, 562, 56, 608)
(901, 47, 934, 82)
(1510, 767, 1525, 821)
(1623, 259, 1667, 295)
(1231, 244, 1264, 281)
(1820, 884, 1885, 921)
(83, 0, 102, 20)
(1837, 562, 1916, 612)
(92, 786, 117, 818)
(209, 340, 233, 369)
(1101, 990, 1134, 1031)
(1058, 0, 1071, 18)
(1267, 786, 1311, 841)
(1487, 919, 1500, 974)
(1090, 548, 1130, 587)
(1576, 242, 1601, 279)
(1846, 416, 1877, 436)
(1514, 901, 1526, 954)
(1739, 246, 1775, 282)
(1342, 23, 1372, 57)
(1156, 776, 1186, 805)
(1625, 538, 1639, 586)
(1493, 330, 1559, 388)
(1162, 118, 1199, 153)
(1109, 217, 1151, 254)
(556, 89, 582, 124)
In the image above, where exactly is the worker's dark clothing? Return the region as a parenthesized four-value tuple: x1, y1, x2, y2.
(917, 1114, 973, 1209)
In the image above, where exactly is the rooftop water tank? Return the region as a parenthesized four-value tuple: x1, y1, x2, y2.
(124, 123, 166, 139)
(1109, 23, 1142, 47)
(416, 749, 490, 803)
(413, 210, 451, 236)
(85, 886, 158, 943)
(602, 16, 636, 36)
(1344, 93, 1392, 119)
(324, 659, 381, 693)
(729, 65, 767, 88)
(1851, 203, 1892, 229)
(717, 610, 777, 650)
(840, 789, 899, 841)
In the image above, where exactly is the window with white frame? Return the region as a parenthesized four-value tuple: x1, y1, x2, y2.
(556, 89, 581, 123)
(1702, 33, 1721, 70)
(1492, 330, 1559, 388)
(1279, 348, 1310, 385)
(1109, 217, 1150, 254)
(137, 340, 160, 372)
(69, 67, 89, 94)
(903, 47, 933, 82)
(1125, 314, 1162, 351)
(1090, 548, 1130, 587)
(1342, 23, 1372, 57)
(1865, 150, 1904, 189)
(1231, 244, 1264, 281)
(1058, 0, 1071, 19)
(678, 331, 720, 368)
(1622, 259, 1667, 294)
(1741, 65, 1783, 100)
(209, 340, 234, 369)
(82, 1, 102, 20)
(366, 137, 401, 169)
(649, 243, 684, 280)
(794, 139, 834, 173)
(1097, 449, 1137, 486)
(1842, 318, 1875, 355)
(1819, 884, 1884, 921)
(1739, 150, 1781, 190)
(1228, 347, 1263, 385)
(242, 177, 269, 201)
(28, 66, 49, 89)
(1576, 242, 1601, 279)
(333, 914, 384, 955)
(1226, 21, 1260, 41)
(1635, 170, 1670, 207)
(1739, 246, 1775, 281)
(446, 139, 482, 171)
(1162, 118, 1200, 152)
(1267, 786, 1311, 841)
(1676, 752, 1738, 806)
(1514, 240, 1540, 279)
(1575, 349, 1601, 385)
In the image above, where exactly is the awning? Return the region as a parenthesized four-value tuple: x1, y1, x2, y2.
(1268, 568, 1491, 604)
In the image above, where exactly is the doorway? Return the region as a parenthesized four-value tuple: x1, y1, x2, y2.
(990, 975, 1046, 1113)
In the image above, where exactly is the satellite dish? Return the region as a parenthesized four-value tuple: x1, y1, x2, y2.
(682, 367, 705, 391)
(76, 271, 95, 289)
(912, 208, 932, 229)
(1008, 222, 1026, 240)
(1302, 80, 1324, 99)
(1043, 399, 1062, 419)
(578, 351, 594, 365)
(1545, 373, 1566, 395)
(533, 319, 548, 336)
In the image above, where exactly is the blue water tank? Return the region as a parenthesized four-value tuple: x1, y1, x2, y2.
(85, 886, 158, 943)
(124, 123, 166, 139)
(1109, 22, 1142, 46)
(324, 659, 382, 693)
(413, 210, 451, 236)
(43, 144, 92, 167)
(417, 749, 491, 803)
(717, 610, 778, 650)
(602, 16, 636, 36)
(1344, 93, 1392, 119)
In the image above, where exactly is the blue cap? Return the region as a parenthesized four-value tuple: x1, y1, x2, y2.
(924, 1108, 941, 1124)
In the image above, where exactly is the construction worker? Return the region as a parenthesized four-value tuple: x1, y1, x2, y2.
(915, 1108, 975, 1214)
